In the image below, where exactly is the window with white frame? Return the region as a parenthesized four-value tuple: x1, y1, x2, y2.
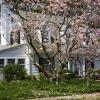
(7, 59, 15, 65)
(18, 59, 25, 67)
(0, 59, 4, 67)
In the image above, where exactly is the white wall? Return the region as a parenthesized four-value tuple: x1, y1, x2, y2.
(0, 45, 31, 75)
(0, 3, 24, 45)
(1, 4, 12, 45)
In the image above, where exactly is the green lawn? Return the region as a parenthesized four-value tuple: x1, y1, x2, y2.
(0, 79, 100, 100)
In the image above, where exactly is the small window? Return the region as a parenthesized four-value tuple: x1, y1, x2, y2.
(11, 17, 14, 22)
(0, 59, 4, 68)
(10, 31, 20, 45)
(7, 59, 15, 65)
(18, 59, 25, 67)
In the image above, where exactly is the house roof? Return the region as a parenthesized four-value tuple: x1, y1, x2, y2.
(0, 44, 25, 52)
(71, 46, 100, 57)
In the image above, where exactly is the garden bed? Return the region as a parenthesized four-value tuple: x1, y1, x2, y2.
(0, 79, 100, 100)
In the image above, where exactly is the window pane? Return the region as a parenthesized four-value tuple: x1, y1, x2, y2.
(18, 59, 25, 67)
(18, 59, 25, 64)
(8, 59, 15, 64)
(0, 59, 4, 67)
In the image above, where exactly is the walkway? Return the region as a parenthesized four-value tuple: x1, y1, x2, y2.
(31, 93, 100, 100)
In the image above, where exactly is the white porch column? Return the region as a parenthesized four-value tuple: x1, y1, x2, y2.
(25, 56, 30, 75)
(79, 66, 81, 76)
(68, 61, 71, 70)
(4, 58, 7, 66)
(83, 58, 85, 76)
(15, 58, 18, 64)
(72, 62, 75, 73)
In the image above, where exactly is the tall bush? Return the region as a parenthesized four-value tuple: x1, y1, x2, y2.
(3, 64, 27, 82)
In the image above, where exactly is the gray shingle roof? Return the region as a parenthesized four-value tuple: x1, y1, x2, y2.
(0, 44, 24, 52)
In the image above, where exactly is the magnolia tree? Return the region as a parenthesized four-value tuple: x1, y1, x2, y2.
(4, 0, 100, 81)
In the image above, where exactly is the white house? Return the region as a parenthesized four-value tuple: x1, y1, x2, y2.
(0, 1, 39, 76)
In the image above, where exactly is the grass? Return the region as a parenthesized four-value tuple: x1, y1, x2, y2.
(0, 79, 100, 100)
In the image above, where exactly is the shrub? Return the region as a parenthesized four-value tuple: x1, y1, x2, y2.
(26, 75, 37, 81)
(52, 69, 76, 81)
(58, 69, 76, 80)
(94, 69, 100, 80)
(3, 64, 27, 82)
(39, 72, 47, 80)
(95, 69, 100, 74)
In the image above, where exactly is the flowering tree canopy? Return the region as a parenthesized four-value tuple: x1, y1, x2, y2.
(3, 0, 100, 80)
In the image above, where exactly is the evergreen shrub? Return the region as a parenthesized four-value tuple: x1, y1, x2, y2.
(3, 64, 27, 82)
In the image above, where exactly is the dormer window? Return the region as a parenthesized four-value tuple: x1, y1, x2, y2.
(41, 23, 57, 44)
(10, 30, 20, 45)
(11, 17, 14, 23)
